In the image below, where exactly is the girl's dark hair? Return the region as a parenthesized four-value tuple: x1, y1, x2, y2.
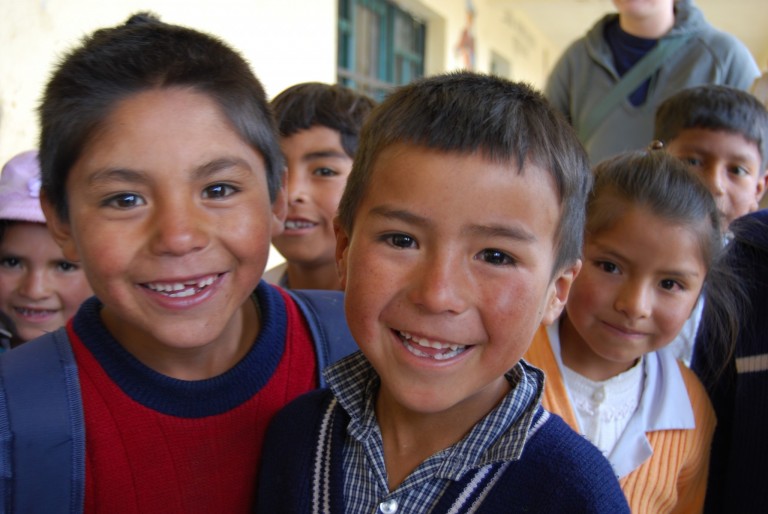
(270, 82, 376, 158)
(694, 213, 766, 387)
(39, 12, 283, 221)
(590, 150, 743, 373)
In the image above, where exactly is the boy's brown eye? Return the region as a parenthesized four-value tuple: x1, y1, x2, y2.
(202, 183, 237, 199)
(57, 261, 79, 272)
(106, 193, 143, 209)
(386, 233, 416, 249)
(313, 167, 338, 177)
(479, 249, 514, 266)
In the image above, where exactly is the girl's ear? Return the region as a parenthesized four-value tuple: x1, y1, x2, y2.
(541, 259, 582, 325)
(40, 192, 80, 262)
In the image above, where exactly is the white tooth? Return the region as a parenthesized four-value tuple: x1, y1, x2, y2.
(173, 283, 185, 291)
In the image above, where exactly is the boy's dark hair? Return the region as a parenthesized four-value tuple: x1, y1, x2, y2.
(654, 84, 768, 173)
(337, 71, 592, 274)
(590, 150, 743, 377)
(38, 12, 283, 221)
(270, 82, 376, 158)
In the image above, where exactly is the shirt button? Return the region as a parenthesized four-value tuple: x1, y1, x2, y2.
(593, 389, 605, 402)
(379, 499, 398, 514)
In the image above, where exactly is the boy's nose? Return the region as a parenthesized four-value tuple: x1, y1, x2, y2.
(408, 253, 469, 314)
(149, 201, 210, 256)
(286, 171, 308, 204)
(614, 280, 652, 320)
(18, 269, 51, 300)
(702, 165, 726, 196)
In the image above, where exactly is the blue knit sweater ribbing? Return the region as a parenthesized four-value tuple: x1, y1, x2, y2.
(256, 388, 630, 513)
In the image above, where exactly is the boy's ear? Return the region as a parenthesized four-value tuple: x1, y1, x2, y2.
(270, 185, 287, 238)
(541, 259, 582, 325)
(755, 171, 768, 203)
(39, 192, 80, 262)
(334, 218, 350, 291)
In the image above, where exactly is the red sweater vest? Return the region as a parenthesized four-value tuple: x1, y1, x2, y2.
(70, 287, 317, 513)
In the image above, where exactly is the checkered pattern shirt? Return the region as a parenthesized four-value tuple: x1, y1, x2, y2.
(324, 352, 545, 513)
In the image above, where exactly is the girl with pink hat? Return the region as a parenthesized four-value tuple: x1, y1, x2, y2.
(0, 150, 92, 349)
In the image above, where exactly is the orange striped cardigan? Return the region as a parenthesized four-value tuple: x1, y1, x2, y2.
(524, 324, 715, 514)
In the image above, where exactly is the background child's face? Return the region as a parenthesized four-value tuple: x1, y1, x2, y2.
(563, 204, 705, 379)
(272, 126, 353, 269)
(335, 144, 577, 418)
(44, 88, 284, 359)
(666, 128, 767, 228)
(0, 222, 92, 341)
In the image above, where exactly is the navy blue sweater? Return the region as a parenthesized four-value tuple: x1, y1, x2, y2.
(257, 388, 629, 513)
(693, 209, 768, 513)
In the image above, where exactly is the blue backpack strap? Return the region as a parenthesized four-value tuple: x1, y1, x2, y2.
(286, 289, 357, 388)
(0, 328, 85, 513)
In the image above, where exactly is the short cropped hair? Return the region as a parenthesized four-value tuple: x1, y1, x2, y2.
(337, 71, 592, 273)
(654, 85, 768, 173)
(39, 12, 283, 221)
(270, 82, 375, 158)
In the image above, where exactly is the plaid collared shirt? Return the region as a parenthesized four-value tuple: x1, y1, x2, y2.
(323, 352, 545, 513)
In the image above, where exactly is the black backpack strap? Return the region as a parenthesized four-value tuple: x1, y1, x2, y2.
(0, 328, 85, 513)
(286, 289, 357, 388)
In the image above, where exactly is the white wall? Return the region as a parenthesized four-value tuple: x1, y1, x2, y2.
(0, 0, 338, 166)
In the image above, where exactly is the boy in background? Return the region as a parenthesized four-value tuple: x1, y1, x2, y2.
(265, 82, 375, 290)
(257, 72, 630, 513)
(654, 84, 768, 231)
(0, 13, 352, 512)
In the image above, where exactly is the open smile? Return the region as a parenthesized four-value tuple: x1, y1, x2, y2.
(142, 273, 220, 298)
(396, 330, 468, 361)
(12, 306, 59, 321)
(284, 218, 318, 230)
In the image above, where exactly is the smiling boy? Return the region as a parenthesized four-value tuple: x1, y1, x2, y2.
(257, 73, 630, 513)
(0, 14, 355, 512)
(265, 83, 375, 290)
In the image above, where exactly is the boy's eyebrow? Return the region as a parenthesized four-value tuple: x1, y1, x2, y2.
(369, 206, 429, 227)
(87, 157, 253, 185)
(88, 167, 148, 186)
(676, 141, 757, 163)
(465, 223, 537, 242)
(369, 205, 536, 242)
(302, 149, 349, 161)
(192, 157, 255, 180)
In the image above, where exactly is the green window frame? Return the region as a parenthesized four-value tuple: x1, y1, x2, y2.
(338, 0, 426, 100)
